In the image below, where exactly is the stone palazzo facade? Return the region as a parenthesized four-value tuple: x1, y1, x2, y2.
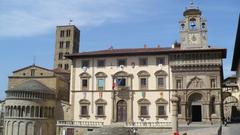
(57, 3, 227, 135)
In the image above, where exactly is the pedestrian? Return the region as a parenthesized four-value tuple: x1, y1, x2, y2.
(224, 118, 227, 126)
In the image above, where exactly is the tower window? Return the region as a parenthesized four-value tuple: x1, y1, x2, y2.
(189, 18, 197, 30)
(66, 30, 71, 37)
(202, 23, 206, 29)
(64, 64, 69, 70)
(66, 41, 70, 48)
(58, 64, 62, 68)
(59, 41, 64, 48)
(181, 23, 185, 30)
(59, 53, 63, 60)
(60, 30, 65, 37)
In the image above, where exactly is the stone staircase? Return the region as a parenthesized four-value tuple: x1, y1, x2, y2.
(86, 123, 131, 135)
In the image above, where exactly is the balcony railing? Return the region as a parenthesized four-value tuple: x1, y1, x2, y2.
(125, 122, 172, 128)
(57, 120, 104, 128)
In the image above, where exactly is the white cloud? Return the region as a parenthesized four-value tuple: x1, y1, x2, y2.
(0, 0, 147, 37)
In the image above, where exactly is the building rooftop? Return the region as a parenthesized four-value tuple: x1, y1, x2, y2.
(8, 80, 54, 94)
(66, 47, 227, 59)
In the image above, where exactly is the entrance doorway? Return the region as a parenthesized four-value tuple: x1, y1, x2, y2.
(117, 100, 127, 122)
(192, 105, 202, 122)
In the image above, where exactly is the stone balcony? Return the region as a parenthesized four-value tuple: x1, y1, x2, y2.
(125, 122, 172, 128)
(57, 120, 104, 128)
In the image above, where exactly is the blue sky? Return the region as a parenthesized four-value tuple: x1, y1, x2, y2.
(0, 0, 239, 100)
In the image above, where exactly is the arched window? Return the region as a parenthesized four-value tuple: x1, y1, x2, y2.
(95, 99, 107, 117)
(189, 18, 197, 30)
(113, 71, 130, 90)
(202, 23, 206, 29)
(156, 98, 168, 118)
(181, 23, 185, 31)
(79, 99, 90, 117)
(138, 98, 151, 118)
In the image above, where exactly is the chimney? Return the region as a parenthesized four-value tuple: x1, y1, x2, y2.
(157, 44, 160, 48)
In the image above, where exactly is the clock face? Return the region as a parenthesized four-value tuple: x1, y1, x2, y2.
(188, 34, 199, 45)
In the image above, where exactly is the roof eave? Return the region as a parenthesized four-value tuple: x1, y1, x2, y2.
(66, 48, 227, 59)
(231, 15, 240, 71)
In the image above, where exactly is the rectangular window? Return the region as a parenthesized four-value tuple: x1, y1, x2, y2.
(158, 105, 166, 116)
(117, 59, 127, 66)
(117, 78, 126, 87)
(139, 58, 148, 66)
(81, 106, 88, 116)
(81, 60, 90, 68)
(59, 53, 63, 60)
(97, 106, 104, 116)
(60, 30, 65, 37)
(97, 79, 105, 90)
(210, 78, 216, 88)
(31, 69, 35, 76)
(176, 79, 182, 89)
(140, 78, 147, 89)
(97, 60, 105, 67)
(59, 41, 64, 48)
(157, 77, 165, 88)
(140, 106, 148, 116)
(66, 30, 71, 37)
(82, 79, 88, 90)
(156, 57, 165, 65)
(66, 41, 70, 48)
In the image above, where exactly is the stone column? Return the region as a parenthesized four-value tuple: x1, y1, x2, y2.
(171, 92, 179, 135)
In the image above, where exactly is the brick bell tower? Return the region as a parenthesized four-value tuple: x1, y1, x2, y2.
(54, 25, 80, 71)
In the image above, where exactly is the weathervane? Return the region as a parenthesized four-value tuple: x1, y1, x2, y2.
(190, 0, 194, 6)
(33, 56, 36, 65)
(69, 19, 73, 25)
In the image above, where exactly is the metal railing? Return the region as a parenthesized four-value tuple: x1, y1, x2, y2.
(57, 120, 104, 128)
(125, 122, 172, 128)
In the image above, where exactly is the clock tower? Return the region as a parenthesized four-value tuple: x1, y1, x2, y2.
(179, 1, 208, 49)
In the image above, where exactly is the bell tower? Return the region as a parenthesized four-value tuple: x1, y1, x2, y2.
(54, 25, 80, 71)
(179, 1, 208, 49)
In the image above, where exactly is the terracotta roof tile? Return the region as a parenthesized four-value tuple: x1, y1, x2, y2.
(66, 47, 226, 59)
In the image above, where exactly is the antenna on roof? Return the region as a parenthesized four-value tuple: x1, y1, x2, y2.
(69, 19, 73, 25)
(33, 56, 36, 65)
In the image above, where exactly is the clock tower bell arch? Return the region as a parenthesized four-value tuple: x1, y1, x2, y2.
(179, 1, 208, 49)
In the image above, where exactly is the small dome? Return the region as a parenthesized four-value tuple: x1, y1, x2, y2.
(9, 80, 54, 94)
(184, 8, 201, 16)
